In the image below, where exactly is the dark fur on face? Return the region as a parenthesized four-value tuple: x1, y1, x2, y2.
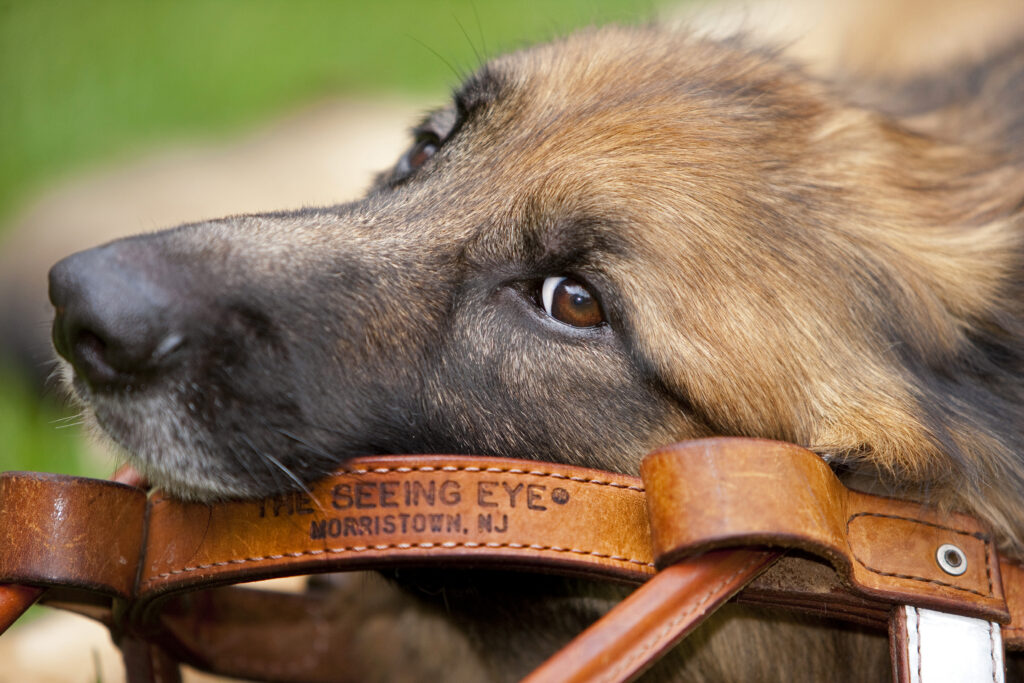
(49, 26, 1024, 681)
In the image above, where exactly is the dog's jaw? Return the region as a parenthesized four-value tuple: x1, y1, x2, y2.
(59, 358, 243, 500)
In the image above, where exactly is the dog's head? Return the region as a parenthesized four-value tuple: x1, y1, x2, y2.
(49, 28, 1024, 548)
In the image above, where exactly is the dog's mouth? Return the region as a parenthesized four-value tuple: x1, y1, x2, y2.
(51, 314, 340, 503)
(111, 461, 149, 489)
(58, 367, 359, 501)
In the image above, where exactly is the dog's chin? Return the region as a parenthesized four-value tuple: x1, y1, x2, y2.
(57, 360, 277, 502)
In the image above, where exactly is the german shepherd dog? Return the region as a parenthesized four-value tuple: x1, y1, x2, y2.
(47, 25, 1024, 681)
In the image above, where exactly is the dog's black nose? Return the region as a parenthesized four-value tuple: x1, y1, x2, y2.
(49, 242, 185, 391)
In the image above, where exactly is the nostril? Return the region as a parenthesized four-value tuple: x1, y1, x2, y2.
(71, 329, 119, 386)
(49, 242, 191, 392)
(60, 320, 186, 391)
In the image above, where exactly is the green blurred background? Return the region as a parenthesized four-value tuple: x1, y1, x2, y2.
(0, 0, 671, 477)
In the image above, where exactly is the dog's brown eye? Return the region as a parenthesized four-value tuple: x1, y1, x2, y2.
(539, 276, 604, 328)
(398, 134, 440, 177)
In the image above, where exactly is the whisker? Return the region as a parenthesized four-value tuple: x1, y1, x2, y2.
(452, 12, 482, 67)
(50, 409, 88, 429)
(241, 433, 327, 516)
(227, 437, 265, 491)
(43, 362, 69, 395)
(238, 432, 285, 489)
(469, 0, 488, 60)
(407, 34, 465, 84)
(283, 417, 350, 439)
(50, 412, 86, 425)
(276, 428, 336, 461)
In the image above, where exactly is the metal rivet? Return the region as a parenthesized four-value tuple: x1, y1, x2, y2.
(936, 543, 967, 576)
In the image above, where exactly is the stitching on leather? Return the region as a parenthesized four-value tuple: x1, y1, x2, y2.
(847, 512, 994, 597)
(144, 467, 649, 589)
(1002, 559, 1024, 636)
(915, 607, 922, 682)
(990, 620, 998, 683)
(148, 465, 645, 507)
(847, 512, 989, 542)
(984, 541, 996, 598)
(599, 553, 768, 683)
(340, 464, 646, 492)
(850, 563, 992, 598)
(142, 542, 655, 588)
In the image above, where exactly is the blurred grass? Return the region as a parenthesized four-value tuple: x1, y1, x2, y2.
(0, 0, 666, 475)
(0, 361, 101, 474)
(0, 0, 663, 228)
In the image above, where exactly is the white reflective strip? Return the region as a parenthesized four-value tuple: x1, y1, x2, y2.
(902, 606, 1004, 683)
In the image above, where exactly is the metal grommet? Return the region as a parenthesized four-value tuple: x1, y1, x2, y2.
(936, 543, 968, 576)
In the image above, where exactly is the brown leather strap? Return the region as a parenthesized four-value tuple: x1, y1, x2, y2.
(5, 447, 1017, 629)
(0, 471, 146, 598)
(121, 636, 183, 683)
(890, 605, 914, 683)
(523, 549, 780, 683)
(0, 456, 656, 622)
(0, 457, 658, 681)
(1003, 559, 1024, 648)
(642, 438, 1010, 624)
(153, 587, 366, 682)
(4, 442, 1024, 682)
(136, 455, 654, 604)
(0, 584, 44, 632)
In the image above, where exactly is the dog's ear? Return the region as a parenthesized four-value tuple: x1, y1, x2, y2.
(630, 100, 1024, 550)
(841, 117, 1024, 552)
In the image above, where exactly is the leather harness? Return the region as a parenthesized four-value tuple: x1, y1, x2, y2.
(1, 437, 1022, 681)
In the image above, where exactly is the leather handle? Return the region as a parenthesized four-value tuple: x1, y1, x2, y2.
(4, 443, 1024, 683)
(0, 464, 143, 636)
(523, 550, 780, 683)
(642, 438, 1010, 624)
(0, 584, 43, 634)
(0, 471, 147, 598)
